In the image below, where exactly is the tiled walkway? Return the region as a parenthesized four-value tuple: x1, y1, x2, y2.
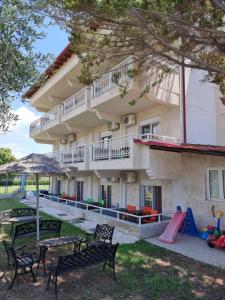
(146, 234, 225, 269)
(20, 198, 138, 245)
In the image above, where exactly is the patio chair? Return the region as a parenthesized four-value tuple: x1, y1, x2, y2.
(2, 241, 38, 289)
(142, 208, 158, 223)
(86, 224, 115, 247)
(127, 205, 136, 213)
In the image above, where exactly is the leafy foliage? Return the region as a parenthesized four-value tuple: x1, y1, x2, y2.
(0, 0, 53, 133)
(0, 147, 16, 165)
(47, 0, 225, 102)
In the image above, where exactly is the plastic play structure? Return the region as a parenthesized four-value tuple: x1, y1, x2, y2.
(159, 206, 210, 244)
(159, 206, 186, 243)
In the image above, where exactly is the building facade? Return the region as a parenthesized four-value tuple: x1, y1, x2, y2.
(25, 44, 225, 230)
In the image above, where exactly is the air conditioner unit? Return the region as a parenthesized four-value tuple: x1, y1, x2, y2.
(60, 136, 67, 145)
(67, 134, 76, 143)
(108, 122, 120, 131)
(122, 113, 136, 127)
(111, 177, 120, 183)
(120, 171, 136, 183)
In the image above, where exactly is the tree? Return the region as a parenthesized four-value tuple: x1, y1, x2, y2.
(47, 0, 225, 102)
(0, 147, 16, 181)
(0, 0, 53, 133)
(0, 147, 16, 165)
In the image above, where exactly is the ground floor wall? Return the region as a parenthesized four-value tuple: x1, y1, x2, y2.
(49, 152, 225, 230)
(168, 153, 225, 228)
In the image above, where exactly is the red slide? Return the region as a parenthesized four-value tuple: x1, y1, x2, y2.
(159, 211, 186, 244)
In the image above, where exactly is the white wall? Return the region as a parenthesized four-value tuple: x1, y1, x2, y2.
(186, 70, 217, 145)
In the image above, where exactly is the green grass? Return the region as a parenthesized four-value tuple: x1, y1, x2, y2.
(1, 199, 225, 300)
(0, 185, 49, 194)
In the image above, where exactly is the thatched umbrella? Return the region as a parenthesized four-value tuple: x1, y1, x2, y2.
(0, 153, 76, 242)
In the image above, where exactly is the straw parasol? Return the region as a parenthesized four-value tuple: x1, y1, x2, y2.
(0, 153, 76, 242)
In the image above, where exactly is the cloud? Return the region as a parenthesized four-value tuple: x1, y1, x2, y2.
(1, 105, 52, 159)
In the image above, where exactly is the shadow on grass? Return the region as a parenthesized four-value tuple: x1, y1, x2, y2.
(0, 199, 225, 299)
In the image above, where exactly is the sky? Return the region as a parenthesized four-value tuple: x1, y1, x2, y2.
(1, 24, 69, 159)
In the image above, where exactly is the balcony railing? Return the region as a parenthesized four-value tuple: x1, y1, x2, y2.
(62, 87, 90, 116)
(30, 118, 42, 134)
(91, 135, 133, 161)
(45, 134, 180, 164)
(42, 105, 61, 128)
(46, 145, 86, 164)
(40, 193, 163, 226)
(139, 133, 181, 144)
(92, 56, 133, 99)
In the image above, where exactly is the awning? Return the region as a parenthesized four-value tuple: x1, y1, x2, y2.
(134, 139, 225, 157)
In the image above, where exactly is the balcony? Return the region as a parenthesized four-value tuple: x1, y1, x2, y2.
(46, 145, 88, 170)
(92, 57, 133, 99)
(45, 134, 181, 172)
(30, 118, 42, 136)
(61, 86, 93, 123)
(42, 105, 61, 131)
(91, 135, 132, 162)
(29, 55, 181, 140)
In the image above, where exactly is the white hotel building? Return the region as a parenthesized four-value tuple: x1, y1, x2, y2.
(25, 44, 225, 237)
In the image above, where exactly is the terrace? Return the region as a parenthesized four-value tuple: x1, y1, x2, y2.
(39, 193, 170, 238)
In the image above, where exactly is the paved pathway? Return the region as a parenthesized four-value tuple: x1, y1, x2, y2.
(20, 198, 138, 245)
(146, 234, 225, 269)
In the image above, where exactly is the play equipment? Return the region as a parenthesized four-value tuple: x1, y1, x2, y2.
(179, 206, 209, 240)
(159, 207, 186, 244)
(180, 207, 198, 236)
(207, 225, 225, 248)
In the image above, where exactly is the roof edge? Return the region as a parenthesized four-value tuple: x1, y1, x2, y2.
(22, 43, 74, 99)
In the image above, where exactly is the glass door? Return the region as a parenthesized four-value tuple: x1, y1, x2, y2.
(76, 181, 83, 202)
(140, 185, 162, 213)
(100, 185, 112, 208)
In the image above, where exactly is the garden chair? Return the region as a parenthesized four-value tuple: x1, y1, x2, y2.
(127, 205, 136, 213)
(142, 208, 158, 223)
(86, 224, 114, 247)
(3, 240, 38, 289)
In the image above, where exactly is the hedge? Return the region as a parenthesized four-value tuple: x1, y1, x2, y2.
(0, 179, 49, 186)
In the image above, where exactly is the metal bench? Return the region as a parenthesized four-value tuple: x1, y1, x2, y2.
(47, 243, 119, 299)
(12, 220, 62, 246)
(0, 208, 36, 223)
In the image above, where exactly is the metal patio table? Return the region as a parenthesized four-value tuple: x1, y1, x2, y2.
(38, 235, 83, 274)
(1, 215, 42, 237)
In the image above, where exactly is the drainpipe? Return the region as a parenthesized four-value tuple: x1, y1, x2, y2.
(181, 61, 187, 144)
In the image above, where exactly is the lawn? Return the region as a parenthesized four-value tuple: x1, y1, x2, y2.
(0, 185, 49, 194)
(0, 199, 225, 300)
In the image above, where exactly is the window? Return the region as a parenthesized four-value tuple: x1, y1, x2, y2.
(140, 119, 160, 139)
(207, 168, 225, 200)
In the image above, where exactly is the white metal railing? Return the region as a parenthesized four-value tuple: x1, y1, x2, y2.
(92, 56, 133, 99)
(139, 133, 181, 144)
(46, 145, 86, 164)
(45, 133, 180, 164)
(91, 135, 133, 161)
(62, 87, 90, 116)
(30, 118, 42, 134)
(42, 105, 61, 128)
(40, 193, 163, 226)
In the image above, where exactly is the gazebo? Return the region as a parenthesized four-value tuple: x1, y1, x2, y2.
(0, 153, 76, 241)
